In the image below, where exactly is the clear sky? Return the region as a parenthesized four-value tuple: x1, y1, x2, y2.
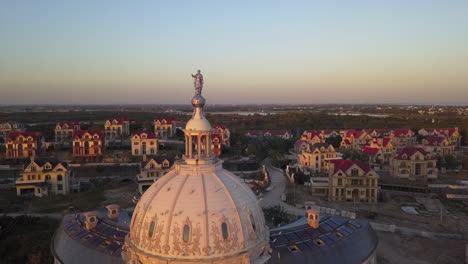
(1, 1, 467, 105)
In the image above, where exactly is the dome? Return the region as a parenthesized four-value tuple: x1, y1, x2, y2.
(185, 95, 211, 131)
(123, 161, 270, 263)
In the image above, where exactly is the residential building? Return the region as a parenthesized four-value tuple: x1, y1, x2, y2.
(245, 129, 293, 139)
(104, 117, 129, 142)
(5, 132, 44, 159)
(298, 143, 341, 173)
(421, 136, 454, 157)
(434, 127, 461, 147)
(310, 159, 379, 203)
(362, 137, 394, 165)
(131, 130, 158, 156)
(55, 121, 80, 146)
(212, 126, 230, 146)
(72, 130, 104, 158)
(136, 156, 174, 194)
(0, 121, 25, 143)
(15, 158, 71, 197)
(390, 148, 438, 181)
(154, 117, 175, 139)
(301, 130, 326, 144)
(389, 129, 416, 149)
(340, 130, 372, 150)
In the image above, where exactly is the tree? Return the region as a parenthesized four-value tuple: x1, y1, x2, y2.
(325, 135, 342, 149)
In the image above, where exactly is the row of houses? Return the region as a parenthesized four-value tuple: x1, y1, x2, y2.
(3, 119, 231, 160)
(14, 155, 176, 197)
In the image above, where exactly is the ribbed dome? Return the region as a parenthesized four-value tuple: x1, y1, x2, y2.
(123, 161, 270, 263)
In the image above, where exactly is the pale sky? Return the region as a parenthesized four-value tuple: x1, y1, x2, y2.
(1, 1, 467, 105)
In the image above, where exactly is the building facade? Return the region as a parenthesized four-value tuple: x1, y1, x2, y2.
(72, 130, 104, 158)
(136, 156, 174, 194)
(5, 132, 44, 159)
(130, 131, 158, 156)
(390, 129, 416, 149)
(340, 130, 372, 150)
(104, 117, 129, 142)
(212, 125, 230, 146)
(328, 160, 379, 203)
(55, 122, 80, 146)
(154, 117, 175, 139)
(421, 136, 455, 157)
(298, 143, 341, 174)
(0, 121, 25, 143)
(15, 158, 70, 197)
(390, 148, 438, 181)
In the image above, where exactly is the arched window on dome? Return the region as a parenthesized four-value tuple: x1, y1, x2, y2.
(249, 214, 256, 231)
(148, 221, 155, 237)
(183, 225, 190, 242)
(221, 222, 229, 239)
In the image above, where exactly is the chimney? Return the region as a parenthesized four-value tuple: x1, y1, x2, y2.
(106, 204, 120, 220)
(307, 208, 320, 228)
(84, 211, 99, 230)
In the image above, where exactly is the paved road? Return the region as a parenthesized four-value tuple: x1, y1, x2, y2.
(259, 159, 305, 216)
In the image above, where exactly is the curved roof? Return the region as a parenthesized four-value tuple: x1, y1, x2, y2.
(267, 216, 378, 264)
(52, 210, 131, 264)
(124, 160, 269, 262)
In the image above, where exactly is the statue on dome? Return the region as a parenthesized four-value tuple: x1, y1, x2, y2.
(191, 70, 204, 96)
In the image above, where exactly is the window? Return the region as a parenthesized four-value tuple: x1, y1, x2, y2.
(134, 149, 139, 155)
(221, 222, 228, 239)
(183, 225, 190, 242)
(148, 221, 155, 237)
(58, 184, 63, 191)
(351, 168, 359, 176)
(57, 175, 63, 181)
(415, 164, 421, 176)
(249, 214, 256, 231)
(338, 179, 342, 185)
(46, 175, 51, 180)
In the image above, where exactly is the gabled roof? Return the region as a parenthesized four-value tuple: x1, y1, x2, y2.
(308, 143, 332, 153)
(73, 130, 103, 138)
(106, 117, 128, 125)
(330, 160, 371, 174)
(392, 128, 413, 137)
(295, 139, 306, 148)
(425, 136, 447, 146)
(154, 117, 175, 124)
(132, 130, 157, 139)
(57, 121, 80, 129)
(26, 159, 68, 171)
(142, 156, 175, 168)
(362, 147, 380, 156)
(7, 131, 41, 141)
(395, 147, 432, 160)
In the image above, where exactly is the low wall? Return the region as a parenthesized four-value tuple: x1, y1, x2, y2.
(370, 222, 463, 239)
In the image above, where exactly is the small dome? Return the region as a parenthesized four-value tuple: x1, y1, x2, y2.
(123, 161, 270, 263)
(185, 118, 212, 131)
(185, 95, 211, 131)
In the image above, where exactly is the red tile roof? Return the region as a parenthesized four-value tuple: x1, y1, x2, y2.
(106, 117, 128, 125)
(330, 160, 371, 174)
(362, 147, 379, 155)
(57, 122, 79, 128)
(7, 132, 41, 140)
(393, 129, 413, 137)
(154, 117, 175, 124)
(73, 130, 103, 138)
(425, 136, 446, 146)
(395, 147, 432, 160)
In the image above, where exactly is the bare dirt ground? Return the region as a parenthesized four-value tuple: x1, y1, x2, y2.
(376, 231, 465, 264)
(99, 181, 138, 209)
(286, 184, 468, 263)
